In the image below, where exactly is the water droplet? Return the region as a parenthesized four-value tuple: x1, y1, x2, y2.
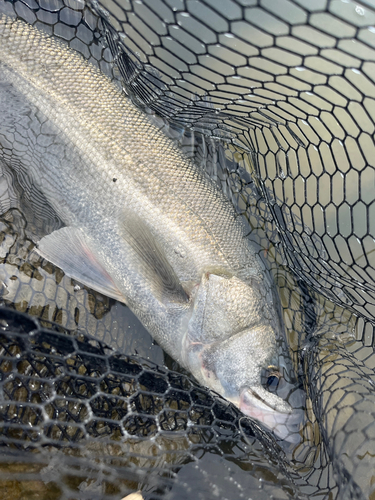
(355, 5, 365, 15)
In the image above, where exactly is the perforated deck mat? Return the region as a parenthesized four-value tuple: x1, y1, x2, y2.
(0, 0, 375, 499)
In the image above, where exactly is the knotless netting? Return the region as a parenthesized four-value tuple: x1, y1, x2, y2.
(0, 0, 374, 499)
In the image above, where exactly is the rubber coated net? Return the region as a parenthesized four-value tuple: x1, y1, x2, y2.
(0, 0, 375, 499)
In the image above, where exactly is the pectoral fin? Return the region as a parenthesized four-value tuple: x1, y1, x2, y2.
(120, 212, 189, 305)
(36, 226, 126, 303)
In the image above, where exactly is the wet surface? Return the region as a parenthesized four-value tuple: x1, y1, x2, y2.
(1, 0, 375, 498)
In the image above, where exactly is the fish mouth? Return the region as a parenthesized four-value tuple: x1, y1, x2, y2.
(240, 387, 303, 443)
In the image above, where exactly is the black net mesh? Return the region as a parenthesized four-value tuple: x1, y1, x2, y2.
(0, 306, 311, 500)
(0, 0, 375, 499)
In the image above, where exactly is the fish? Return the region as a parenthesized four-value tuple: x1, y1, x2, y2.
(0, 13, 302, 441)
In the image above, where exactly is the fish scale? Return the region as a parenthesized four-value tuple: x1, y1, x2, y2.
(0, 16, 249, 272)
(0, 14, 303, 441)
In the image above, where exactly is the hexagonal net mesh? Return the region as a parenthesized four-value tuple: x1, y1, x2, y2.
(0, 0, 375, 499)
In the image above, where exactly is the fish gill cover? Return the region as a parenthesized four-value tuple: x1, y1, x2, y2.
(0, 0, 374, 499)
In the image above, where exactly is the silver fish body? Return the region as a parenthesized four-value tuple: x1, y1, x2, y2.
(0, 14, 302, 440)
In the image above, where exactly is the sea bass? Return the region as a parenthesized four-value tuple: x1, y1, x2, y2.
(0, 14, 302, 440)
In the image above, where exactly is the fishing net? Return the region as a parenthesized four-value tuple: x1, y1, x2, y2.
(0, 0, 374, 498)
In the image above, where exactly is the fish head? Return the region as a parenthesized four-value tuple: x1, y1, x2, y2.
(183, 272, 304, 442)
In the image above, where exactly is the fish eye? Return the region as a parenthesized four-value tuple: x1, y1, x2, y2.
(261, 365, 281, 392)
(266, 374, 279, 390)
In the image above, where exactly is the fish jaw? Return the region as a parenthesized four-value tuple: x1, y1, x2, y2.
(239, 386, 304, 443)
(185, 339, 304, 443)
